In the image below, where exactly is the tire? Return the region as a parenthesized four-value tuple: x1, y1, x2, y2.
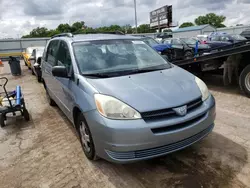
(76, 113, 97, 160)
(239, 64, 250, 98)
(184, 51, 193, 60)
(0, 114, 5, 128)
(23, 109, 30, 121)
(37, 76, 42, 83)
(45, 87, 56, 106)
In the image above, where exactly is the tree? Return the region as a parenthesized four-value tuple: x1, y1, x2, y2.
(137, 24, 153, 33)
(195, 13, 226, 28)
(57, 24, 71, 33)
(122, 24, 133, 34)
(179, 22, 194, 28)
(22, 27, 50, 38)
(71, 21, 85, 33)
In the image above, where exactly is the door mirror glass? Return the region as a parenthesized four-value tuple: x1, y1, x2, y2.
(52, 66, 69, 78)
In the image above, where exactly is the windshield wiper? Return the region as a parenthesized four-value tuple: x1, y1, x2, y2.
(137, 64, 170, 72)
(83, 65, 170, 78)
(83, 73, 111, 78)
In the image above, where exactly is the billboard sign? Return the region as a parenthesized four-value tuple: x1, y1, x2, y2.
(150, 5, 173, 29)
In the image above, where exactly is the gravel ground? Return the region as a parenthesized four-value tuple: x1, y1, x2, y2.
(0, 62, 249, 188)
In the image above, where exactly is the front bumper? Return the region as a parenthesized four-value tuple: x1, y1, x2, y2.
(84, 95, 216, 163)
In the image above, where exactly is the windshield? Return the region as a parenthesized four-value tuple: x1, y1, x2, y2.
(180, 38, 197, 45)
(73, 40, 171, 75)
(231, 35, 247, 41)
(142, 38, 159, 46)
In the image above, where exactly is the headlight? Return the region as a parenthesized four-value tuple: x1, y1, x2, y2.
(94, 94, 141, 120)
(195, 77, 210, 101)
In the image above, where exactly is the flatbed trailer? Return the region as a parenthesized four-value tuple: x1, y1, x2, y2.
(172, 42, 250, 97)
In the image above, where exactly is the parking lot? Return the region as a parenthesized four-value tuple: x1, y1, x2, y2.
(0, 62, 250, 188)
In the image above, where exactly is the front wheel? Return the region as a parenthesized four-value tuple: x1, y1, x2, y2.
(76, 113, 97, 160)
(184, 51, 193, 60)
(239, 64, 250, 98)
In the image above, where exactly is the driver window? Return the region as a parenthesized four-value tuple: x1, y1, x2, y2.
(56, 41, 72, 72)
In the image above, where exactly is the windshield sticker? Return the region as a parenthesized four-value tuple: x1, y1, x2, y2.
(132, 41, 145, 44)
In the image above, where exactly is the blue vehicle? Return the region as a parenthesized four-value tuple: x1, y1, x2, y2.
(140, 37, 171, 53)
(41, 33, 216, 163)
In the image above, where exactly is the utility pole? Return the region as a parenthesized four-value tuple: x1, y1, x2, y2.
(134, 0, 138, 33)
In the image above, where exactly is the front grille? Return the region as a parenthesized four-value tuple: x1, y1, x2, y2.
(106, 124, 214, 160)
(141, 98, 202, 121)
(151, 112, 207, 134)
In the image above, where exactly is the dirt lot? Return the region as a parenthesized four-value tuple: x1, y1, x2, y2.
(0, 62, 250, 188)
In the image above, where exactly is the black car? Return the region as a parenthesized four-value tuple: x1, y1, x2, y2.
(206, 34, 247, 49)
(163, 38, 210, 60)
(241, 29, 250, 40)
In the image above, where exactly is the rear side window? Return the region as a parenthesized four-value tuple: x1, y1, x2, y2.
(172, 39, 182, 45)
(220, 36, 230, 41)
(163, 39, 171, 44)
(56, 41, 72, 72)
(45, 40, 59, 65)
(211, 36, 220, 41)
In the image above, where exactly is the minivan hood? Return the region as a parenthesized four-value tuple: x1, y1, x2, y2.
(87, 66, 202, 112)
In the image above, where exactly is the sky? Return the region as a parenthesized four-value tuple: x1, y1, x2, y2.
(0, 0, 249, 38)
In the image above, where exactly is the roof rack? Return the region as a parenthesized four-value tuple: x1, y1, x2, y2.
(76, 31, 125, 35)
(51, 33, 73, 39)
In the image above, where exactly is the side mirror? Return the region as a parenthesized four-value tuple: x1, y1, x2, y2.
(28, 56, 35, 61)
(52, 66, 69, 78)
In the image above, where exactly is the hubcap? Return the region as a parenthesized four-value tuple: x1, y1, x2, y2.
(185, 52, 192, 59)
(79, 121, 91, 153)
(245, 72, 250, 92)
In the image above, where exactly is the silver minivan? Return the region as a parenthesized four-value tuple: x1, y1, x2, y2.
(41, 33, 216, 163)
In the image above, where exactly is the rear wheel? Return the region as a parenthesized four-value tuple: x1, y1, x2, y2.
(76, 113, 97, 160)
(37, 76, 42, 83)
(239, 64, 250, 98)
(45, 87, 56, 106)
(0, 114, 5, 127)
(23, 109, 30, 121)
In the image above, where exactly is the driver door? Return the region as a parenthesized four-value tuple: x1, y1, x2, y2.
(171, 39, 184, 60)
(54, 41, 75, 118)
